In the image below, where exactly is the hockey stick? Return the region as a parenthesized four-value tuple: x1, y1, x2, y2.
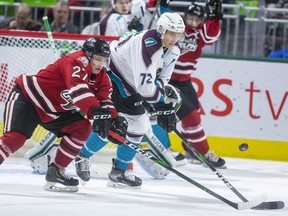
(142, 129, 177, 167)
(43, 16, 58, 57)
(173, 129, 285, 210)
(108, 130, 267, 210)
(148, 0, 160, 29)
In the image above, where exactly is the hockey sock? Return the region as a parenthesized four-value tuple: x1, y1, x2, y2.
(81, 132, 108, 158)
(54, 135, 88, 168)
(151, 124, 170, 149)
(181, 109, 209, 154)
(0, 131, 26, 153)
(115, 141, 140, 170)
(0, 140, 12, 162)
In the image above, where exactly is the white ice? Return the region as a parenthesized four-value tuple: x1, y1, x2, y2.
(0, 157, 287, 216)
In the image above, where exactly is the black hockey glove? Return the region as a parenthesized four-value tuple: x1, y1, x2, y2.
(164, 84, 182, 112)
(154, 102, 176, 132)
(206, 0, 223, 20)
(91, 107, 111, 139)
(128, 17, 144, 32)
(107, 116, 128, 145)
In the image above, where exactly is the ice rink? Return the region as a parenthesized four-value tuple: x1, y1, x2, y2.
(0, 156, 287, 216)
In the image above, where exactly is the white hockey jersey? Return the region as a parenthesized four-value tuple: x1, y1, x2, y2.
(107, 29, 180, 104)
(98, 0, 155, 36)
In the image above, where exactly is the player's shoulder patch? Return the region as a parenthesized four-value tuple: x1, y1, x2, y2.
(144, 37, 157, 47)
(77, 56, 89, 67)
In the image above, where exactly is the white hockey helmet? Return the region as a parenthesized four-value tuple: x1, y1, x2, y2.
(157, 12, 185, 34)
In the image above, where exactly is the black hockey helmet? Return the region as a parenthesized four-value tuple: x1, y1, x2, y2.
(82, 38, 111, 58)
(185, 2, 206, 21)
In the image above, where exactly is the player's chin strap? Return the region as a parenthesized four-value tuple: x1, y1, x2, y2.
(173, 128, 284, 210)
(107, 130, 269, 210)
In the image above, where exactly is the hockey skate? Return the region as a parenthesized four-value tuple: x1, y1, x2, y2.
(185, 151, 202, 165)
(169, 149, 187, 167)
(204, 150, 226, 168)
(74, 152, 90, 185)
(186, 150, 226, 169)
(107, 159, 142, 188)
(44, 163, 79, 192)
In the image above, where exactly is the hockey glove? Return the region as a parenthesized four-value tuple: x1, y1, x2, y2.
(164, 84, 182, 112)
(91, 107, 111, 139)
(108, 116, 128, 145)
(154, 102, 176, 132)
(206, 0, 223, 20)
(128, 17, 144, 32)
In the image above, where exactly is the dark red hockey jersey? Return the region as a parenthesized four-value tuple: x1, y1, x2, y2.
(16, 50, 118, 123)
(171, 18, 221, 82)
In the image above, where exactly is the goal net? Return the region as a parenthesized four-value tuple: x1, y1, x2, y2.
(0, 30, 118, 165)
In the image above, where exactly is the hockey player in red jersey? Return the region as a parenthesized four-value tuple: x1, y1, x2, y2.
(0, 37, 127, 192)
(172, 1, 225, 168)
(149, 0, 226, 170)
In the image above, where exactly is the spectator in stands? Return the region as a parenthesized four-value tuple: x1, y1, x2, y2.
(264, 1, 288, 57)
(0, 3, 41, 31)
(40, 0, 80, 33)
(81, 1, 112, 35)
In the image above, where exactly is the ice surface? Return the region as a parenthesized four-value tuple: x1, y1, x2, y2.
(0, 157, 287, 216)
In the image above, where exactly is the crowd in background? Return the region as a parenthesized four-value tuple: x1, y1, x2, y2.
(0, 0, 287, 58)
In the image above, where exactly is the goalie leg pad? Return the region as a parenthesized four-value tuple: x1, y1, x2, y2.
(144, 129, 177, 167)
(24, 132, 59, 174)
(29, 144, 58, 174)
(135, 148, 169, 180)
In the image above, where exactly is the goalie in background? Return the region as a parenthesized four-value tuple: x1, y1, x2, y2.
(0, 37, 127, 192)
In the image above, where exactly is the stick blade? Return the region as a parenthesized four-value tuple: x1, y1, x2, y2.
(237, 193, 268, 210)
(252, 201, 285, 210)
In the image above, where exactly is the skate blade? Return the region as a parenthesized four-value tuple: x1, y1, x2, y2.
(187, 159, 202, 165)
(80, 179, 87, 186)
(44, 181, 78, 193)
(106, 180, 141, 189)
(175, 159, 187, 167)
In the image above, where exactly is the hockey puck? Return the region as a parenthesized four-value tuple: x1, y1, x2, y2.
(239, 143, 248, 151)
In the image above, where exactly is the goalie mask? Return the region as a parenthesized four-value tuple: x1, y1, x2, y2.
(82, 38, 111, 58)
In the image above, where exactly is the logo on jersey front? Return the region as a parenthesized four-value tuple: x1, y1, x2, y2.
(77, 56, 89, 67)
(179, 32, 200, 53)
(144, 38, 157, 47)
(60, 90, 77, 110)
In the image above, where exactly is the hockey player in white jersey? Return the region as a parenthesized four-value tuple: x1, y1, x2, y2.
(75, 12, 185, 187)
(99, 0, 153, 36)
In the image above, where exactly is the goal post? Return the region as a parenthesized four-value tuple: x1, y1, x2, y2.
(0, 29, 119, 161)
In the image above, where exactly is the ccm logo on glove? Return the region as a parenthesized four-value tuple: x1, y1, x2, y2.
(93, 114, 111, 119)
(155, 110, 175, 115)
